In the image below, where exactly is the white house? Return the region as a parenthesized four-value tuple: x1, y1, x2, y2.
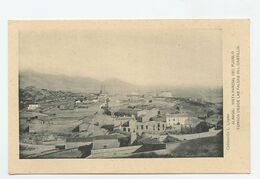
(27, 104, 39, 110)
(75, 100, 81, 105)
(166, 113, 189, 127)
(136, 120, 166, 135)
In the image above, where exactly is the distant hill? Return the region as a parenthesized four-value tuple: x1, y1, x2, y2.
(19, 70, 222, 95)
(19, 71, 139, 92)
(102, 78, 141, 92)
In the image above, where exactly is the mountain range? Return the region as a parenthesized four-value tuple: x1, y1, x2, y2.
(19, 70, 140, 93)
(19, 70, 223, 98)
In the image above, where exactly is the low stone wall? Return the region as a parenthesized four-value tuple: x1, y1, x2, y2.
(169, 129, 222, 141)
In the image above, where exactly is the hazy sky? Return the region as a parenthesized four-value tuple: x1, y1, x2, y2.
(19, 26, 222, 87)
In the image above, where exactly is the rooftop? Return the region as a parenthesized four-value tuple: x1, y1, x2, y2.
(166, 113, 190, 117)
(66, 134, 120, 142)
(92, 135, 119, 140)
(116, 116, 136, 120)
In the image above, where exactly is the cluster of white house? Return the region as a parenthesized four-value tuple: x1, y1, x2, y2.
(27, 104, 39, 110)
(24, 105, 206, 136)
(113, 108, 193, 136)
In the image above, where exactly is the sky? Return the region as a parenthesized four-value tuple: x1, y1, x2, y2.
(19, 24, 222, 87)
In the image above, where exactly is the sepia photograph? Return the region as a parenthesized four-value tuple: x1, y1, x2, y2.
(8, 20, 250, 173)
(18, 24, 223, 159)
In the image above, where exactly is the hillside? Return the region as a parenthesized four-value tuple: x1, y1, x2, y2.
(19, 71, 139, 92)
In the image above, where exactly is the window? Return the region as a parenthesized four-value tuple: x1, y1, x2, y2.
(153, 125, 155, 130)
(136, 125, 138, 129)
(123, 127, 126, 131)
(141, 125, 144, 130)
(158, 123, 160, 127)
(146, 125, 148, 130)
(128, 128, 130, 132)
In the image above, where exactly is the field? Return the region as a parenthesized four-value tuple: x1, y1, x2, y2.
(126, 133, 223, 158)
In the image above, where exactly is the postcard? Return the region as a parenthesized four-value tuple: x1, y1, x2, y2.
(9, 20, 250, 173)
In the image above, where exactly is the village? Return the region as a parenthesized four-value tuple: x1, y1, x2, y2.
(19, 86, 223, 158)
